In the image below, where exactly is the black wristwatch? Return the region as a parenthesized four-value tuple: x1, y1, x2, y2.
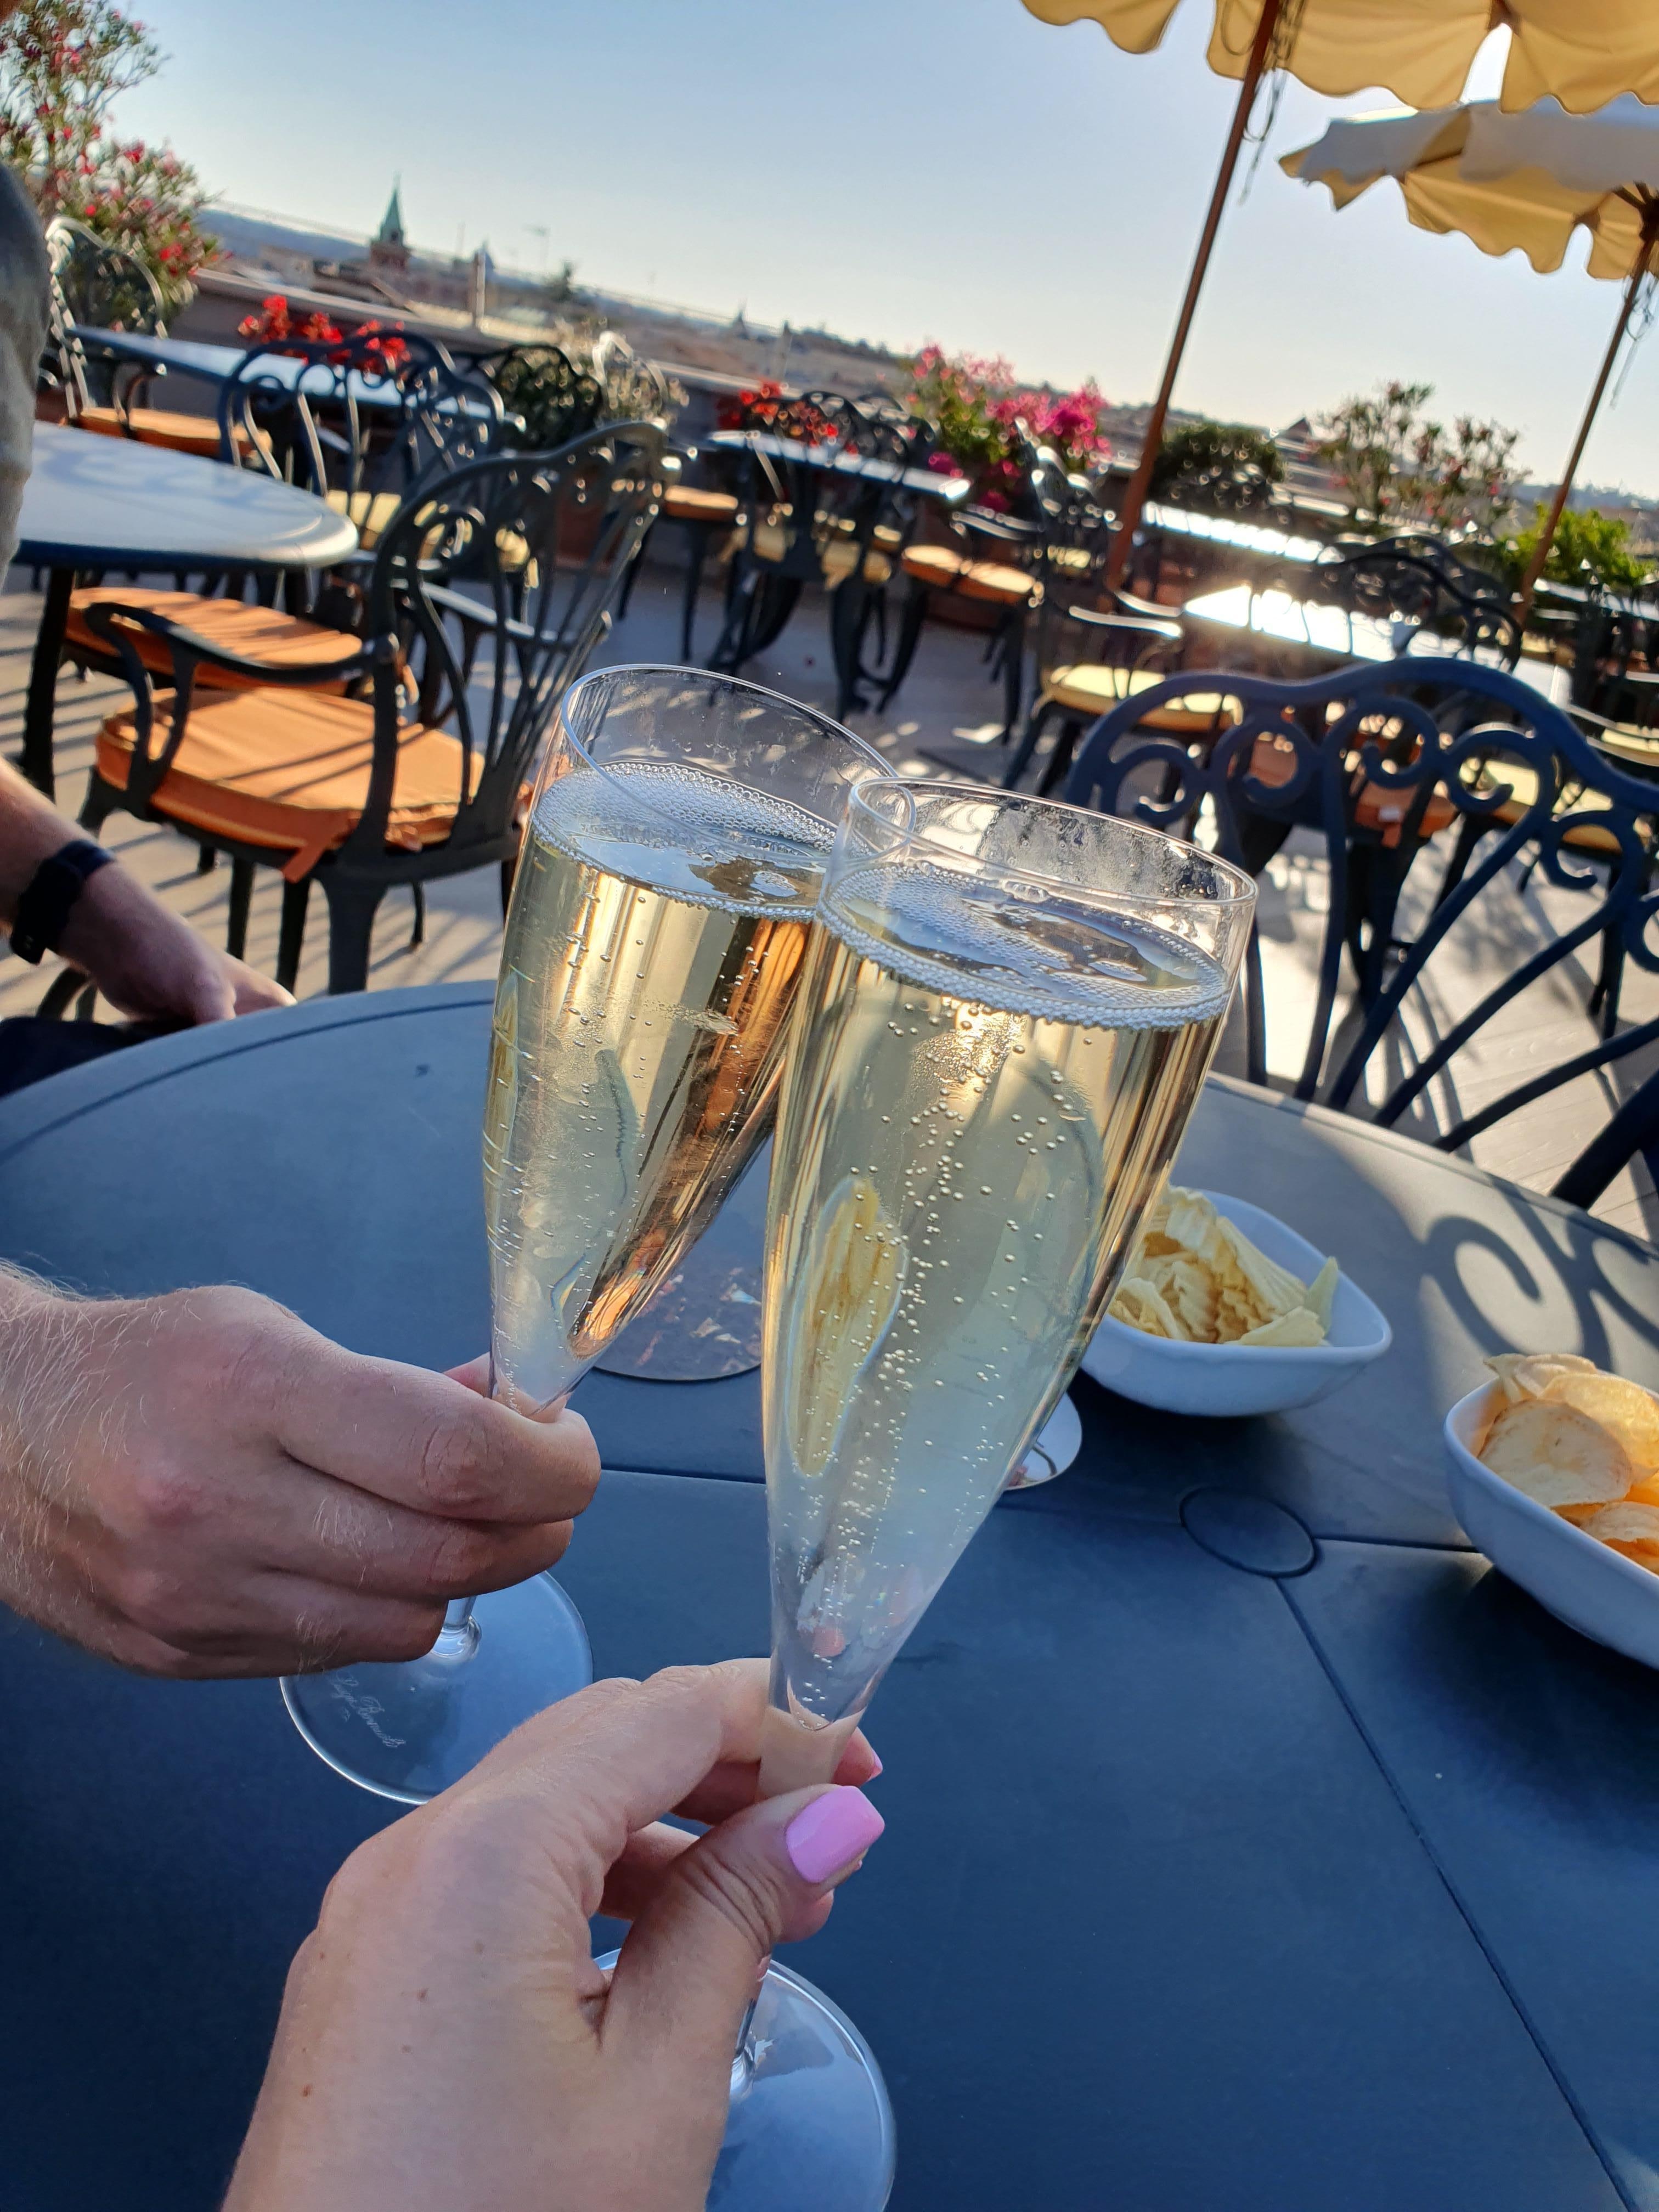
(10, 838, 116, 965)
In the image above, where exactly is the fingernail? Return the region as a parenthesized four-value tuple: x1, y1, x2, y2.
(865, 1750, 883, 1779)
(785, 1787, 885, 1886)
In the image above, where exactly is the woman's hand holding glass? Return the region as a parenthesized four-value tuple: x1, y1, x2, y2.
(227, 1661, 883, 2212)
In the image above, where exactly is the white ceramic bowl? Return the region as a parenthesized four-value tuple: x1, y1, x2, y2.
(1079, 1191, 1391, 1417)
(1443, 1380, 1659, 1668)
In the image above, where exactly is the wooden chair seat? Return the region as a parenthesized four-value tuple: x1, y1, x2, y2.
(1248, 730, 1458, 847)
(901, 543, 1034, 606)
(97, 688, 479, 882)
(821, 513, 904, 551)
(1046, 662, 1238, 734)
(1483, 760, 1642, 856)
(67, 588, 360, 691)
(746, 516, 891, 588)
(1589, 726, 1659, 769)
(74, 406, 263, 460)
(323, 488, 532, 571)
(324, 488, 407, 550)
(662, 484, 740, 524)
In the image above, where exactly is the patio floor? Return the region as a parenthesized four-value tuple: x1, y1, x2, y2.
(4, 550, 1655, 1244)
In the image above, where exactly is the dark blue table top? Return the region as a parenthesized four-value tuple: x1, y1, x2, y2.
(70, 325, 490, 418)
(705, 429, 973, 503)
(0, 983, 1655, 2211)
(15, 421, 360, 571)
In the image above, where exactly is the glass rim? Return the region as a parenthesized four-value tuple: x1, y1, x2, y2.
(555, 662, 887, 779)
(843, 775, 1258, 909)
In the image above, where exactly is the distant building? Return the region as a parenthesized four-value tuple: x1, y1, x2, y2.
(369, 182, 410, 276)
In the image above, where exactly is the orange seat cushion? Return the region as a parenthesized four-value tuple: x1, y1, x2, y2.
(663, 484, 740, 523)
(1247, 731, 1458, 848)
(901, 543, 1035, 606)
(66, 588, 360, 691)
(74, 406, 264, 460)
(97, 689, 478, 882)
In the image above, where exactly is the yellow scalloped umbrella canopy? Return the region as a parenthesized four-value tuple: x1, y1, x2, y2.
(1020, 0, 1659, 114)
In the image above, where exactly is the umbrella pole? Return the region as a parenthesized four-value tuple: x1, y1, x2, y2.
(1106, 0, 1286, 589)
(1516, 211, 1659, 620)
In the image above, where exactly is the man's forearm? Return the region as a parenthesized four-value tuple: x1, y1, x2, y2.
(0, 757, 96, 923)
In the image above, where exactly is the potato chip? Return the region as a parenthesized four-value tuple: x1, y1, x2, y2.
(1110, 1276, 1181, 1339)
(1485, 1352, 1596, 1406)
(1214, 1217, 1310, 1323)
(1479, 1399, 1633, 1508)
(1571, 1501, 1659, 1545)
(1112, 1187, 1339, 1350)
(1304, 1255, 1339, 1335)
(1147, 1253, 1218, 1342)
(1605, 1541, 1659, 1577)
(1542, 1372, 1659, 1474)
(1237, 1308, 1327, 1348)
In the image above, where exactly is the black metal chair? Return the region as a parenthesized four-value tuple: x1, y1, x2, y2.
(1297, 535, 1523, 669)
(1554, 1063, 1659, 1208)
(997, 467, 1223, 794)
(1066, 657, 1659, 1148)
(75, 426, 670, 993)
(218, 328, 504, 545)
(476, 342, 603, 449)
(52, 332, 506, 841)
(707, 390, 919, 720)
(40, 217, 228, 456)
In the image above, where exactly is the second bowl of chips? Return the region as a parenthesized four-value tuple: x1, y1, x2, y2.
(1444, 1364, 1659, 1669)
(1079, 1190, 1391, 1417)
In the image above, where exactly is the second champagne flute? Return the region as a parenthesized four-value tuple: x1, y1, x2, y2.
(687, 777, 1255, 2210)
(282, 667, 884, 1802)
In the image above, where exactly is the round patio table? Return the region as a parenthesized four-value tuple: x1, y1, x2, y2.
(13, 421, 359, 799)
(0, 981, 1655, 2212)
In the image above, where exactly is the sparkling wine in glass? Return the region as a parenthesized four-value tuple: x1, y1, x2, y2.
(282, 667, 884, 1802)
(701, 778, 1254, 2209)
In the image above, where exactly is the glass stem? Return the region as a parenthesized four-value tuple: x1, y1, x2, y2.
(731, 1984, 763, 2097)
(433, 1595, 480, 1658)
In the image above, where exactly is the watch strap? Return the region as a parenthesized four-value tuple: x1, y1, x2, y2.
(11, 838, 115, 966)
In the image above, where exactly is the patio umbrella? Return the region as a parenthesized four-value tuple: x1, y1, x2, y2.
(1283, 95, 1659, 609)
(1020, 0, 1659, 582)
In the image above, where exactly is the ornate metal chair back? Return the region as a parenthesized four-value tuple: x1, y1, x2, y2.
(217, 328, 504, 507)
(1025, 477, 1132, 683)
(40, 217, 168, 413)
(1303, 536, 1521, 668)
(1067, 657, 1659, 1143)
(341, 424, 669, 868)
(729, 387, 912, 584)
(476, 343, 605, 450)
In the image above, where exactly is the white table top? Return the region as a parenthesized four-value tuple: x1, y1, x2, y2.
(1182, 584, 1570, 708)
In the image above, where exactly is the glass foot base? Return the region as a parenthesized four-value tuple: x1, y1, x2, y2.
(281, 1573, 592, 1804)
(593, 1146, 768, 1381)
(1005, 1390, 1082, 1491)
(595, 1950, 894, 2211)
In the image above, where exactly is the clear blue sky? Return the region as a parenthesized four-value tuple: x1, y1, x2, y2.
(117, 0, 1659, 495)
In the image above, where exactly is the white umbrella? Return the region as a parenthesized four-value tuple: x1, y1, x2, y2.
(1285, 95, 1659, 606)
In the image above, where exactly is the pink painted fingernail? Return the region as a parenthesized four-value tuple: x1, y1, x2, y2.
(785, 1787, 885, 1885)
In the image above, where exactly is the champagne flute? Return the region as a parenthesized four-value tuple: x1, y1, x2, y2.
(282, 667, 885, 1802)
(682, 778, 1254, 2209)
